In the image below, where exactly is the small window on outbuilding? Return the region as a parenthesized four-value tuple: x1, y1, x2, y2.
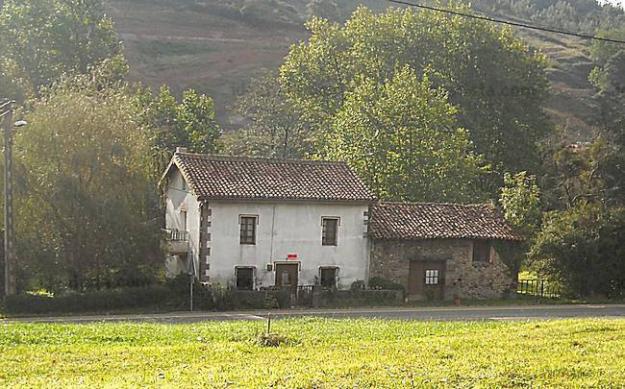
(240, 216, 257, 245)
(235, 267, 254, 290)
(322, 217, 339, 246)
(473, 240, 492, 263)
(425, 270, 440, 285)
(320, 267, 338, 288)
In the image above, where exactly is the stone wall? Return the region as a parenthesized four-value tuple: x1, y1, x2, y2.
(370, 239, 515, 300)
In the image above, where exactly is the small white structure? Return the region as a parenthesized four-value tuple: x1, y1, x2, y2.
(161, 149, 374, 290)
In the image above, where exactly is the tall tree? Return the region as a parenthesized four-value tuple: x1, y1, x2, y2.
(223, 71, 312, 159)
(500, 171, 542, 238)
(135, 86, 221, 169)
(498, 171, 542, 279)
(589, 29, 625, 205)
(0, 0, 124, 100)
(280, 6, 552, 195)
(530, 204, 625, 298)
(14, 74, 161, 292)
(328, 67, 485, 202)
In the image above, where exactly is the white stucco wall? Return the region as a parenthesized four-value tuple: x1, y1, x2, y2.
(164, 169, 201, 277)
(205, 201, 370, 289)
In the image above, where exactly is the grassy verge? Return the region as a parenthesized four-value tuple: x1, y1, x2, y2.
(1, 318, 625, 387)
(2, 294, 624, 319)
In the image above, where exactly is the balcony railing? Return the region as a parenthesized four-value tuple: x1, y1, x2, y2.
(164, 228, 189, 242)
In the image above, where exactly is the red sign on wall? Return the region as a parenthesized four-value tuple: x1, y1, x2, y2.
(287, 253, 298, 260)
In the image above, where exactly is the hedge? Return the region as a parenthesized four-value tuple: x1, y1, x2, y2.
(2, 282, 404, 315)
(3, 286, 182, 315)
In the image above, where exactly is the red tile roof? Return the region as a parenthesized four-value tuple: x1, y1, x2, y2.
(170, 153, 375, 202)
(370, 202, 523, 241)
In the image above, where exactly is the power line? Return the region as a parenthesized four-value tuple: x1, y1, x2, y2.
(386, 0, 625, 45)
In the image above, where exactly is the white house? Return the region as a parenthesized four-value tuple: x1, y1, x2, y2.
(161, 148, 375, 290)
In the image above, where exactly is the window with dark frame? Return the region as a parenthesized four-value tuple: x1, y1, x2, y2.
(473, 240, 491, 263)
(240, 216, 257, 245)
(322, 217, 339, 246)
(320, 267, 338, 288)
(235, 267, 254, 290)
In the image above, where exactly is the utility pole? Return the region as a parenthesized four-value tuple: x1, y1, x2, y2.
(1, 101, 15, 297)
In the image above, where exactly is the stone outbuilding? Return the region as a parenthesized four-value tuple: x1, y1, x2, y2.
(369, 202, 523, 300)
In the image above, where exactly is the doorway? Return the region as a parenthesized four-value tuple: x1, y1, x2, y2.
(408, 260, 446, 300)
(275, 263, 299, 288)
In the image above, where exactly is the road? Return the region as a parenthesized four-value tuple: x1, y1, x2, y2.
(3, 304, 625, 324)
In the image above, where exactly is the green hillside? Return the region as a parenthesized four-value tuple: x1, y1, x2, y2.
(105, 0, 619, 139)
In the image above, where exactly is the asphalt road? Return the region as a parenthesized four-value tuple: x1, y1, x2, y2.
(3, 304, 625, 324)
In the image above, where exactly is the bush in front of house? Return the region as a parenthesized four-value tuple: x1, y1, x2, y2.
(3, 286, 181, 315)
(350, 280, 366, 291)
(2, 275, 406, 315)
(368, 277, 405, 292)
(212, 287, 291, 310)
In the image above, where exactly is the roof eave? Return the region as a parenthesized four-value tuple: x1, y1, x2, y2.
(370, 235, 525, 242)
(198, 196, 376, 203)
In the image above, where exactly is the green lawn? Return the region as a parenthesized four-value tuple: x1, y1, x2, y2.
(1, 319, 625, 387)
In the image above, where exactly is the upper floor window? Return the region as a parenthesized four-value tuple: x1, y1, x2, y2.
(473, 240, 491, 263)
(240, 215, 257, 245)
(322, 217, 339, 246)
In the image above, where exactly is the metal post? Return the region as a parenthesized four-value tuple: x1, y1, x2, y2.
(190, 273, 194, 312)
(188, 252, 195, 312)
(2, 104, 15, 297)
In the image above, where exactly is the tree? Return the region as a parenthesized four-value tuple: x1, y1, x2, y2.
(223, 71, 312, 159)
(280, 6, 552, 195)
(136, 86, 221, 168)
(13, 74, 162, 292)
(498, 171, 541, 279)
(327, 67, 486, 202)
(500, 171, 542, 238)
(538, 131, 617, 210)
(589, 30, 625, 205)
(0, 0, 125, 101)
(176, 90, 221, 155)
(530, 204, 625, 298)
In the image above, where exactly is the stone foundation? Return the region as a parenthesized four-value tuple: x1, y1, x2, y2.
(370, 239, 515, 300)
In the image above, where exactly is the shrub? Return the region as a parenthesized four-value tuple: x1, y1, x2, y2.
(4, 286, 179, 315)
(369, 277, 405, 291)
(255, 333, 296, 347)
(166, 273, 193, 295)
(350, 280, 366, 291)
(530, 204, 625, 298)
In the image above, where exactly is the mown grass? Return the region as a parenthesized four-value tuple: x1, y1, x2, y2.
(1, 318, 625, 387)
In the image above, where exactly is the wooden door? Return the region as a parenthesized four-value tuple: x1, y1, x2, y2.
(275, 263, 299, 288)
(408, 260, 446, 300)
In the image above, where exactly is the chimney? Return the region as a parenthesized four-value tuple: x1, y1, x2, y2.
(176, 147, 188, 154)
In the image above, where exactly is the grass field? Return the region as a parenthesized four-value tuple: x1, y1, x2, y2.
(1, 318, 625, 387)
